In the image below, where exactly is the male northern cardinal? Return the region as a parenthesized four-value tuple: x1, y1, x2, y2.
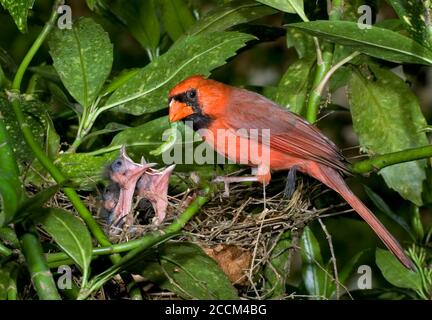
(168, 75, 414, 270)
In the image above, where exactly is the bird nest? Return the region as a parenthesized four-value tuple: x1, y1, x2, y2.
(98, 175, 325, 299)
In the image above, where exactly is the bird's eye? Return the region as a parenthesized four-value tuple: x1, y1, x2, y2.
(186, 90, 196, 100)
(111, 159, 123, 172)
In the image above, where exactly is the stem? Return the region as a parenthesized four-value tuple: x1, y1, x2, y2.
(0, 242, 12, 257)
(20, 230, 61, 300)
(47, 236, 158, 264)
(351, 145, 432, 173)
(314, 51, 360, 97)
(305, 0, 344, 123)
(9, 0, 112, 248)
(306, 47, 333, 123)
(7, 267, 18, 300)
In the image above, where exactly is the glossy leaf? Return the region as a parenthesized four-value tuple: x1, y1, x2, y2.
(110, 0, 160, 56)
(104, 32, 255, 115)
(328, 250, 366, 297)
(286, 28, 315, 59)
(272, 56, 315, 115)
(100, 69, 140, 97)
(348, 66, 428, 205)
(161, 0, 195, 41)
(289, 21, 432, 65)
(376, 248, 421, 290)
(45, 114, 61, 160)
(36, 208, 92, 281)
(186, 0, 277, 36)
(0, 0, 33, 33)
(364, 185, 415, 240)
(110, 116, 171, 156)
(387, 0, 432, 49)
(257, 0, 307, 21)
(0, 264, 9, 299)
(81, 122, 130, 143)
(135, 242, 239, 299)
(48, 18, 113, 108)
(0, 111, 23, 226)
(300, 226, 328, 298)
(55, 151, 117, 190)
(0, 98, 47, 166)
(12, 183, 64, 223)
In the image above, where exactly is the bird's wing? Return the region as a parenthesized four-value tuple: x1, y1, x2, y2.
(222, 88, 349, 173)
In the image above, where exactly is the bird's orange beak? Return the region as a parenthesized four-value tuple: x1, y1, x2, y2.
(169, 100, 194, 122)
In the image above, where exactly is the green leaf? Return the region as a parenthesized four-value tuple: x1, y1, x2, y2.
(0, 264, 10, 299)
(348, 65, 428, 205)
(48, 17, 113, 108)
(100, 69, 140, 97)
(149, 122, 179, 156)
(12, 183, 64, 223)
(409, 205, 424, 241)
(257, 0, 307, 21)
(104, 32, 255, 115)
(45, 114, 60, 160)
(300, 226, 328, 298)
(186, 0, 277, 36)
(0, 97, 47, 166)
(110, 116, 171, 156)
(363, 185, 415, 240)
(161, 0, 195, 41)
(272, 56, 315, 115)
(328, 250, 366, 297)
(286, 28, 315, 59)
(81, 122, 129, 144)
(110, 0, 160, 56)
(109, 116, 202, 165)
(0, 0, 33, 33)
(0, 111, 23, 226)
(263, 231, 292, 297)
(387, 0, 432, 49)
(376, 248, 422, 290)
(134, 242, 239, 299)
(55, 151, 117, 190)
(36, 208, 92, 282)
(289, 21, 432, 65)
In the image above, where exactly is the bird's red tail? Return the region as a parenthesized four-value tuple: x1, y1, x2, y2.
(307, 163, 414, 270)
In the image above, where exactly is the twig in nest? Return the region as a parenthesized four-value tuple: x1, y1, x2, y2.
(318, 218, 340, 299)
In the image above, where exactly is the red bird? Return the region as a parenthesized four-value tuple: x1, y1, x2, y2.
(168, 75, 414, 270)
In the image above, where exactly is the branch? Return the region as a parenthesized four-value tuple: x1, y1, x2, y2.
(351, 145, 432, 173)
(306, 1, 346, 123)
(20, 229, 61, 300)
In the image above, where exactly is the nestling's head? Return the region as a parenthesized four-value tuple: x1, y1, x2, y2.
(168, 75, 229, 129)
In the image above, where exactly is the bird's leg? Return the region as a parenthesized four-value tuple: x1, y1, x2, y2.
(213, 176, 259, 197)
(213, 164, 271, 197)
(284, 165, 298, 199)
